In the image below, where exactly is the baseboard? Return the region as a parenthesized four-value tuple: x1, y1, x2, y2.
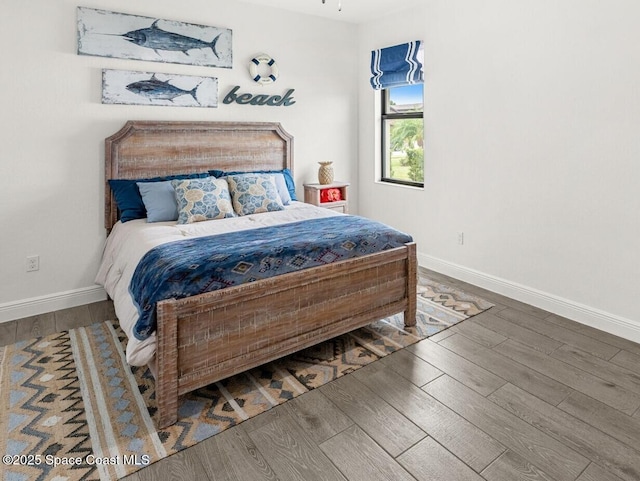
(3, 260, 638, 345)
(419, 252, 640, 344)
(0, 286, 107, 323)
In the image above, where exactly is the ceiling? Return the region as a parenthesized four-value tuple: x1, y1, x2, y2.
(238, 0, 423, 24)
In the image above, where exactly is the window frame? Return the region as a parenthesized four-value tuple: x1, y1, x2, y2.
(380, 87, 424, 188)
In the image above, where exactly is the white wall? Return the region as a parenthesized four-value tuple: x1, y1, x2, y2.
(359, 1, 640, 340)
(3, 0, 638, 342)
(0, 0, 358, 320)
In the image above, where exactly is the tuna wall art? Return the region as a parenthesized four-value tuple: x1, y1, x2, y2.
(102, 69, 218, 108)
(77, 7, 232, 68)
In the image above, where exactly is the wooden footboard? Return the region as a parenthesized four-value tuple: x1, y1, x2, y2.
(155, 242, 417, 428)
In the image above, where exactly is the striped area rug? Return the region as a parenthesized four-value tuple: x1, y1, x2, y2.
(0, 277, 492, 481)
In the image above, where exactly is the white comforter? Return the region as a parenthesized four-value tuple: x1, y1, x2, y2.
(95, 202, 340, 367)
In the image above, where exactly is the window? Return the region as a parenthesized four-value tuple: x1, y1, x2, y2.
(381, 84, 424, 187)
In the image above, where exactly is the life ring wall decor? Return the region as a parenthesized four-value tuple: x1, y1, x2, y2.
(249, 53, 279, 85)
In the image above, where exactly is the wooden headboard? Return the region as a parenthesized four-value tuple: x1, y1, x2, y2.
(104, 121, 294, 230)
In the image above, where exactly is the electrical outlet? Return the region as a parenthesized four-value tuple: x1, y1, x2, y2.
(26, 255, 39, 272)
(458, 232, 464, 245)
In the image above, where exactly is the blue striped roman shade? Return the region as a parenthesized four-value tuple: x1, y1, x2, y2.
(370, 40, 424, 90)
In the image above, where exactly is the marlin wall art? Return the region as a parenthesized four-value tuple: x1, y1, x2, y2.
(102, 69, 218, 108)
(77, 7, 232, 68)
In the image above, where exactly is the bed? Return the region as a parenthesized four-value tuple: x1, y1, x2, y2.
(99, 120, 417, 428)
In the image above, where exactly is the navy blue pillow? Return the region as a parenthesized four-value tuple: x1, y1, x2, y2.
(209, 168, 297, 201)
(109, 173, 209, 223)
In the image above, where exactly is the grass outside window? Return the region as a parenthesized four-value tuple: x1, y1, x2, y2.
(381, 84, 424, 187)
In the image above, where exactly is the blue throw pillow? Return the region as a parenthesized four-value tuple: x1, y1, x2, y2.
(171, 177, 236, 224)
(209, 168, 297, 202)
(226, 174, 285, 216)
(109, 173, 209, 222)
(268, 173, 292, 205)
(137, 181, 179, 222)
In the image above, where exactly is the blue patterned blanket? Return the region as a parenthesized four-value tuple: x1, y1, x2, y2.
(129, 216, 413, 340)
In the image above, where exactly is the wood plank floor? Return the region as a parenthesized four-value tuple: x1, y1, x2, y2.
(2, 269, 639, 481)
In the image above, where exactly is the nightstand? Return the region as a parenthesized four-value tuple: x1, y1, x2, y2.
(303, 182, 350, 213)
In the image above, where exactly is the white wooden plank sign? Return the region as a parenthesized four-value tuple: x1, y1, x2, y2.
(102, 69, 218, 108)
(78, 7, 232, 68)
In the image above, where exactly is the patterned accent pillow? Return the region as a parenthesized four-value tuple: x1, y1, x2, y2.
(209, 169, 296, 203)
(171, 177, 236, 224)
(226, 174, 285, 216)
